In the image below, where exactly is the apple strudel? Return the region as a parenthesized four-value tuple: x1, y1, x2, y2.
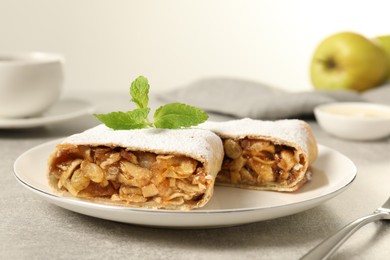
(200, 118, 318, 192)
(47, 125, 224, 210)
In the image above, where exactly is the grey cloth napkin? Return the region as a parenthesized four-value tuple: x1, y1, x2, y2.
(157, 77, 388, 119)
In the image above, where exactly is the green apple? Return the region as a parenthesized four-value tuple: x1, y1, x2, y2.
(373, 35, 390, 80)
(310, 32, 389, 92)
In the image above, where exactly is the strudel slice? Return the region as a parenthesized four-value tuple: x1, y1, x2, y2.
(47, 125, 224, 210)
(200, 118, 318, 192)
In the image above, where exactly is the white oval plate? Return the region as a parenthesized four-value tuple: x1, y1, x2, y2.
(13, 141, 356, 228)
(0, 99, 94, 129)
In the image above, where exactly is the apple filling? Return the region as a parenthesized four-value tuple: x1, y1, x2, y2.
(48, 144, 211, 208)
(217, 138, 304, 187)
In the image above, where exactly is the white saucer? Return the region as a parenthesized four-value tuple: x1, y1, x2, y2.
(0, 98, 94, 129)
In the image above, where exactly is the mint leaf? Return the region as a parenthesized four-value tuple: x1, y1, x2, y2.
(94, 75, 209, 130)
(153, 102, 208, 129)
(130, 76, 149, 109)
(94, 108, 150, 130)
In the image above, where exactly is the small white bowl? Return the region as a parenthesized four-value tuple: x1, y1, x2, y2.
(314, 102, 390, 141)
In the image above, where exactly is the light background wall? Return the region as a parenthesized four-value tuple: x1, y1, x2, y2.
(0, 0, 389, 95)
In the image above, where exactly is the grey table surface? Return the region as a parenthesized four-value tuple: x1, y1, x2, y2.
(1, 93, 389, 260)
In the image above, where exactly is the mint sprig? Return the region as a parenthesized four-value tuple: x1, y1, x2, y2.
(93, 76, 208, 130)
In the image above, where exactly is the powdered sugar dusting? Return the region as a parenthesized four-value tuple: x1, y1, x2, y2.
(62, 124, 223, 170)
(199, 118, 313, 155)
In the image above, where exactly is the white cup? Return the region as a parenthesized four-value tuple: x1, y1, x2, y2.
(0, 52, 64, 118)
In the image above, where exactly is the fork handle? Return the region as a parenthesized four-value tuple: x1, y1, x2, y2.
(300, 212, 388, 260)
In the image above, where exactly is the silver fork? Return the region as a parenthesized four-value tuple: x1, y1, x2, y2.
(301, 196, 390, 260)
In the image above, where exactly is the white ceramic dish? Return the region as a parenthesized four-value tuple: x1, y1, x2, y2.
(314, 102, 390, 141)
(13, 140, 356, 228)
(0, 98, 94, 129)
